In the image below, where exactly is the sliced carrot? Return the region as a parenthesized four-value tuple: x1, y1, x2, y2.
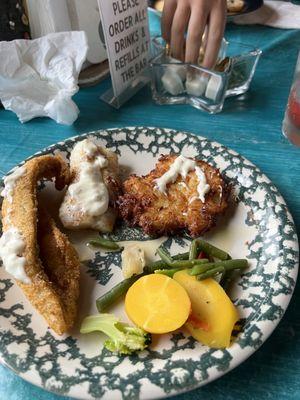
(188, 313, 210, 332)
(125, 274, 191, 334)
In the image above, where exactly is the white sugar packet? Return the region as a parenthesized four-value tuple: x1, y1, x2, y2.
(0, 31, 88, 125)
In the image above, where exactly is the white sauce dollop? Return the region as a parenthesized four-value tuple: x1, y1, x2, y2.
(155, 155, 195, 194)
(195, 166, 211, 203)
(1, 166, 26, 202)
(0, 228, 30, 284)
(0, 166, 29, 283)
(67, 139, 109, 217)
(154, 155, 210, 203)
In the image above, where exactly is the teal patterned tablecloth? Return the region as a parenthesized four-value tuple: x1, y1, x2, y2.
(0, 9, 300, 400)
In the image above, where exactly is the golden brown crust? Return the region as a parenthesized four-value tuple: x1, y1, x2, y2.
(2, 155, 80, 335)
(37, 207, 80, 332)
(118, 154, 229, 237)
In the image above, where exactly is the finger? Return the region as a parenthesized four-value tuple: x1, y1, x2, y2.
(161, 0, 177, 44)
(202, 3, 226, 69)
(185, 6, 208, 64)
(170, 4, 191, 61)
(200, 26, 209, 60)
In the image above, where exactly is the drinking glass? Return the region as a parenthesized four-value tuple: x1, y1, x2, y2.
(282, 52, 300, 146)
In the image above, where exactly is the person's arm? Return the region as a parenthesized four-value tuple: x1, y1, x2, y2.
(161, 0, 227, 68)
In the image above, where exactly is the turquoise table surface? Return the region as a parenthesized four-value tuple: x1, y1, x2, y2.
(0, 10, 300, 400)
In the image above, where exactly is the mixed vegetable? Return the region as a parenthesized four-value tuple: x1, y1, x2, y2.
(81, 237, 248, 354)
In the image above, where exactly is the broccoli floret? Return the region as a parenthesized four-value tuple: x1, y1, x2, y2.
(80, 314, 151, 355)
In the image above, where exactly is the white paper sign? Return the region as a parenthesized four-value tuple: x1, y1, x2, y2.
(97, 0, 150, 98)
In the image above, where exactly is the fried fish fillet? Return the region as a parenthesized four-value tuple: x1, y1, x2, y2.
(1, 155, 80, 335)
(59, 139, 121, 232)
(37, 207, 80, 332)
(118, 154, 229, 237)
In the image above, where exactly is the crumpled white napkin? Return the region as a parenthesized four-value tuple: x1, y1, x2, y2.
(0, 31, 88, 125)
(233, 1, 300, 29)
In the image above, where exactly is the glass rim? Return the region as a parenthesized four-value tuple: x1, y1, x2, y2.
(151, 35, 262, 63)
(149, 59, 227, 78)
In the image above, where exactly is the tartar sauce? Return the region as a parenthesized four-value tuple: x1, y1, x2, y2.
(0, 228, 30, 284)
(1, 166, 26, 202)
(155, 155, 195, 193)
(67, 139, 109, 217)
(195, 166, 211, 203)
(154, 155, 210, 202)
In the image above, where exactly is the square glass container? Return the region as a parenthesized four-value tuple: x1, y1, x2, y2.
(150, 37, 262, 113)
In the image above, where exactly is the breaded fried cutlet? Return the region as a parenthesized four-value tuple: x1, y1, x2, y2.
(118, 154, 229, 237)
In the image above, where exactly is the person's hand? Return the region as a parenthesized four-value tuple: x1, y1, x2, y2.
(161, 0, 227, 68)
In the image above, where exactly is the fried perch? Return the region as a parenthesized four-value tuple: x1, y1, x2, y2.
(118, 154, 229, 237)
(1, 155, 80, 335)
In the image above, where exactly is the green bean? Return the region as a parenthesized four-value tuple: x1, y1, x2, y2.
(145, 258, 204, 272)
(171, 259, 209, 268)
(189, 240, 198, 260)
(89, 237, 122, 251)
(144, 260, 168, 274)
(190, 259, 248, 276)
(144, 253, 208, 274)
(197, 266, 225, 281)
(190, 262, 216, 276)
(144, 251, 190, 273)
(154, 268, 182, 278)
(194, 239, 231, 260)
(146, 258, 209, 273)
(96, 274, 143, 312)
(157, 247, 173, 266)
(172, 252, 190, 261)
(219, 259, 248, 271)
(187, 263, 217, 276)
(155, 248, 210, 268)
